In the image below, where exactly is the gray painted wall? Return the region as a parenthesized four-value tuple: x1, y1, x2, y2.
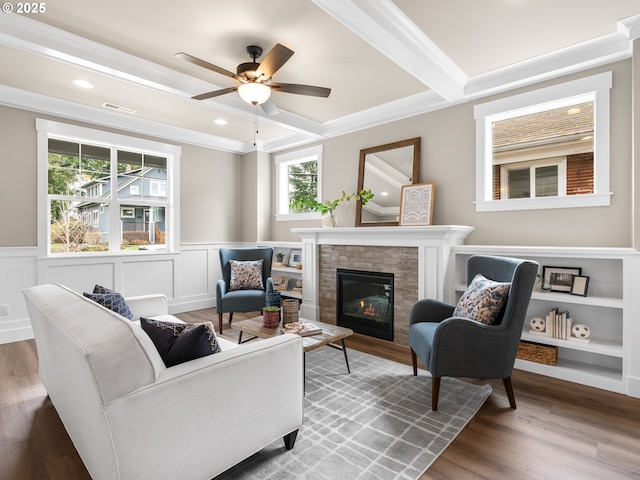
(271, 61, 633, 247)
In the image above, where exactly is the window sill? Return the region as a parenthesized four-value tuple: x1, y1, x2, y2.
(475, 192, 612, 212)
(276, 212, 321, 222)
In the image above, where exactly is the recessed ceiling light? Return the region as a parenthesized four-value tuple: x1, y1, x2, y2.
(567, 107, 581, 115)
(380, 191, 389, 196)
(73, 79, 94, 89)
(214, 118, 228, 125)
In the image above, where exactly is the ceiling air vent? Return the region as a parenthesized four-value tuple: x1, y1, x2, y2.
(102, 103, 136, 114)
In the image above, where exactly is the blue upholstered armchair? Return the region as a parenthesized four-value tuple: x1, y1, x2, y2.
(408, 255, 538, 410)
(216, 247, 274, 333)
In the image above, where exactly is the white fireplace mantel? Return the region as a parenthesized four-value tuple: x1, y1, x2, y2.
(292, 226, 474, 320)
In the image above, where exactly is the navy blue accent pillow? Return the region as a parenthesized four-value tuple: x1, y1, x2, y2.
(140, 318, 221, 367)
(93, 284, 114, 294)
(83, 291, 134, 321)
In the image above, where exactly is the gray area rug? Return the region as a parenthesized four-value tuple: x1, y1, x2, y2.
(215, 345, 492, 479)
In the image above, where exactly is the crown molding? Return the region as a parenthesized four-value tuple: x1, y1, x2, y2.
(0, 85, 248, 153)
(465, 32, 631, 99)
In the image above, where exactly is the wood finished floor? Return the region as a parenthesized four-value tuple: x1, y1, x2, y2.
(1, 308, 639, 479)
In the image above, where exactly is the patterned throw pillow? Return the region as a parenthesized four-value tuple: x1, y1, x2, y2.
(229, 259, 264, 291)
(140, 318, 221, 367)
(83, 291, 134, 321)
(92, 284, 114, 295)
(453, 273, 511, 325)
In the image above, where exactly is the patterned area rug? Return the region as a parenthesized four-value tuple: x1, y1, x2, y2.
(215, 346, 492, 480)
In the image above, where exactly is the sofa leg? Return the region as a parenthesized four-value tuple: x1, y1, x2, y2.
(283, 429, 298, 450)
(432, 376, 441, 411)
(503, 376, 517, 409)
(411, 349, 418, 376)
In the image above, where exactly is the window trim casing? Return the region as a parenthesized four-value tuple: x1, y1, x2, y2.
(275, 144, 323, 221)
(36, 119, 181, 256)
(474, 71, 612, 212)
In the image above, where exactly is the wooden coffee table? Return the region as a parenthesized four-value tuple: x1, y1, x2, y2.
(233, 317, 353, 373)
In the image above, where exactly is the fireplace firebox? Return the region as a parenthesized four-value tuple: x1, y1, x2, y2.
(337, 268, 393, 341)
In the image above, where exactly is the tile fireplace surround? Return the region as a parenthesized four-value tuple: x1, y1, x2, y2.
(292, 226, 474, 347)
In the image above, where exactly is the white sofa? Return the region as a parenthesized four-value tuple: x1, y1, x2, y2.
(22, 283, 304, 480)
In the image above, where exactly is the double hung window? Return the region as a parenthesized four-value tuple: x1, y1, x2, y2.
(38, 119, 180, 254)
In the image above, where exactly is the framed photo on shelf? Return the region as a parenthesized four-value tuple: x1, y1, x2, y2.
(278, 276, 289, 291)
(288, 249, 302, 268)
(399, 182, 435, 226)
(542, 266, 582, 293)
(570, 275, 590, 297)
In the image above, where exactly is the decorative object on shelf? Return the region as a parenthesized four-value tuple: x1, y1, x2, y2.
(570, 275, 590, 297)
(536, 274, 552, 292)
(288, 249, 302, 268)
(571, 323, 591, 341)
(282, 298, 299, 325)
(266, 290, 281, 308)
(542, 266, 582, 293)
(277, 276, 289, 291)
(399, 182, 435, 226)
(290, 189, 374, 228)
(273, 248, 290, 267)
(517, 340, 558, 365)
(262, 306, 280, 328)
(529, 317, 546, 332)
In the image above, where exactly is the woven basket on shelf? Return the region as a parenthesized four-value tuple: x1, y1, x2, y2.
(516, 340, 558, 366)
(282, 299, 299, 325)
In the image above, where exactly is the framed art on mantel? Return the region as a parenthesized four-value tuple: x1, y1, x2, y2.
(399, 182, 435, 226)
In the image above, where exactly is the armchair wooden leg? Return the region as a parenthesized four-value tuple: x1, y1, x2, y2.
(432, 376, 441, 411)
(218, 313, 223, 333)
(228, 312, 233, 325)
(503, 376, 517, 409)
(411, 348, 418, 376)
(283, 429, 298, 450)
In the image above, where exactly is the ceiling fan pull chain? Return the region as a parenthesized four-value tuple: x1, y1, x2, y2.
(253, 104, 259, 147)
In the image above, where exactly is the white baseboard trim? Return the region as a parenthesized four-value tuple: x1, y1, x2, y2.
(627, 376, 640, 398)
(0, 319, 34, 345)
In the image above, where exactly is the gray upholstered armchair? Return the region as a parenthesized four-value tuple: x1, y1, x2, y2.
(216, 247, 274, 333)
(408, 255, 538, 410)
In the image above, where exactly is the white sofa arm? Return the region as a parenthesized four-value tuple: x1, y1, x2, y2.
(104, 333, 303, 480)
(125, 294, 168, 320)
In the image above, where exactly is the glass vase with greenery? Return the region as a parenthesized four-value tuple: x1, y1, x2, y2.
(290, 189, 374, 227)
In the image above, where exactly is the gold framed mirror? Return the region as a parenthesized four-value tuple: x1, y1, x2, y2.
(355, 137, 421, 227)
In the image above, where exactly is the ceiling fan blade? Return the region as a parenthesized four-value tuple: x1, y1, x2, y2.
(191, 86, 238, 101)
(260, 98, 280, 116)
(270, 83, 331, 98)
(256, 43, 294, 79)
(175, 52, 242, 81)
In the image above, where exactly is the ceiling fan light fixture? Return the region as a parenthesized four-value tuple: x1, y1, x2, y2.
(238, 82, 271, 105)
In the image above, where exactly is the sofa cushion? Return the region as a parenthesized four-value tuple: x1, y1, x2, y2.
(229, 259, 264, 291)
(93, 284, 114, 295)
(140, 317, 221, 367)
(83, 291, 134, 321)
(453, 273, 511, 325)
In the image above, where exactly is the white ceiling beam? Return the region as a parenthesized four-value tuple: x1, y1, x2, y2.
(312, 0, 467, 102)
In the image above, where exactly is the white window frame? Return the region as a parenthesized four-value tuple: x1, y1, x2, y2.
(37, 119, 181, 255)
(275, 144, 323, 221)
(129, 185, 139, 196)
(150, 180, 167, 197)
(120, 207, 135, 218)
(500, 157, 566, 199)
(474, 72, 611, 212)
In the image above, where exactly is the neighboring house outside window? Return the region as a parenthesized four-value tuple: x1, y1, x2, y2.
(492, 101, 594, 200)
(275, 144, 323, 221)
(38, 119, 180, 255)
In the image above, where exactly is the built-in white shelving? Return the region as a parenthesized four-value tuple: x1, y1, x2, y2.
(258, 241, 303, 301)
(450, 245, 640, 396)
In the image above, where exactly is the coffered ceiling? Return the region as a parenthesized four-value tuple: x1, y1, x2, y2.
(1, 0, 639, 153)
